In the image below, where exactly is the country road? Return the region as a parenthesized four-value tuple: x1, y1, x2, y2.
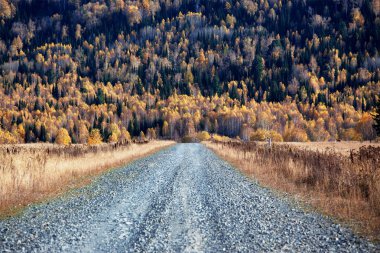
(0, 144, 378, 252)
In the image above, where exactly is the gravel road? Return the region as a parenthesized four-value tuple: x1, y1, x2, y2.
(0, 144, 379, 252)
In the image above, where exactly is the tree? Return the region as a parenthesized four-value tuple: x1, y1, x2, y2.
(40, 124, 47, 142)
(108, 133, 118, 143)
(162, 121, 169, 137)
(120, 127, 131, 143)
(78, 122, 89, 144)
(139, 131, 146, 141)
(87, 129, 103, 145)
(108, 123, 121, 143)
(253, 56, 264, 84)
(147, 128, 157, 140)
(96, 88, 105, 104)
(75, 24, 82, 41)
(35, 84, 41, 97)
(125, 5, 142, 26)
(0, 0, 14, 21)
(55, 128, 71, 145)
(372, 100, 380, 136)
(0, 129, 18, 144)
(356, 113, 376, 140)
(10, 36, 23, 57)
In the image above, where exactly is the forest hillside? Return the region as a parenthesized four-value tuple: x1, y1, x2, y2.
(0, 0, 379, 143)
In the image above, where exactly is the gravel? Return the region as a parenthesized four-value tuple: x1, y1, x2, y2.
(0, 143, 379, 252)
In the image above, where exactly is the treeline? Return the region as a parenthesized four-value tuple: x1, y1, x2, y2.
(0, 89, 377, 144)
(0, 0, 380, 143)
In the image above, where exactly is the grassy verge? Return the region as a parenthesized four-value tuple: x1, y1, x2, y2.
(0, 141, 175, 217)
(204, 140, 380, 240)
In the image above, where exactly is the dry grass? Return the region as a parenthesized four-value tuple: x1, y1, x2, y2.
(0, 140, 175, 216)
(276, 141, 380, 156)
(205, 140, 380, 240)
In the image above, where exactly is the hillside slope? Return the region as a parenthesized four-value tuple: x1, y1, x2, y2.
(0, 0, 379, 143)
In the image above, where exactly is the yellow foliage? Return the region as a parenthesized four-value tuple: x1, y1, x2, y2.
(120, 127, 131, 143)
(0, 129, 18, 144)
(108, 133, 118, 143)
(55, 128, 71, 145)
(355, 112, 376, 140)
(250, 129, 283, 142)
(196, 131, 211, 141)
(250, 129, 267, 141)
(139, 131, 146, 141)
(108, 123, 120, 143)
(284, 127, 308, 142)
(342, 128, 363, 141)
(212, 134, 231, 142)
(147, 128, 157, 140)
(162, 121, 169, 137)
(352, 8, 365, 26)
(17, 124, 25, 141)
(87, 129, 103, 145)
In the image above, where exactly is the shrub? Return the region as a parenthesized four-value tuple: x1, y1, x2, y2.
(250, 129, 267, 141)
(212, 134, 230, 142)
(182, 135, 199, 143)
(250, 129, 283, 142)
(196, 131, 211, 141)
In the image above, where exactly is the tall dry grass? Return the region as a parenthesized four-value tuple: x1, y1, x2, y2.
(0, 141, 174, 216)
(205, 140, 380, 240)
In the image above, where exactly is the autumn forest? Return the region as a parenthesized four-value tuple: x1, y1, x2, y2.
(0, 0, 380, 144)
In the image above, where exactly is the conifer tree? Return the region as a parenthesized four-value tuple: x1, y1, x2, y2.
(372, 100, 380, 136)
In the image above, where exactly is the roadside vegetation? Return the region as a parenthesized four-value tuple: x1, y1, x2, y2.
(205, 139, 380, 240)
(0, 140, 174, 216)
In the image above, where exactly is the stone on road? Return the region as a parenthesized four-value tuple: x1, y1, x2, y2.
(0, 144, 378, 252)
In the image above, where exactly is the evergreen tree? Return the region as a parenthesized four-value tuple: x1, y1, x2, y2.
(117, 100, 123, 117)
(372, 100, 380, 136)
(52, 84, 60, 100)
(253, 56, 264, 85)
(35, 84, 41, 97)
(96, 88, 105, 105)
(229, 85, 239, 100)
(40, 124, 47, 142)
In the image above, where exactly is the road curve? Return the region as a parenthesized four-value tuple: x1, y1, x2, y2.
(0, 144, 378, 252)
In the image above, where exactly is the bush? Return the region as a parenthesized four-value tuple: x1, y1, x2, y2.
(250, 129, 267, 141)
(212, 134, 231, 142)
(250, 129, 283, 142)
(182, 135, 199, 143)
(196, 131, 211, 141)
